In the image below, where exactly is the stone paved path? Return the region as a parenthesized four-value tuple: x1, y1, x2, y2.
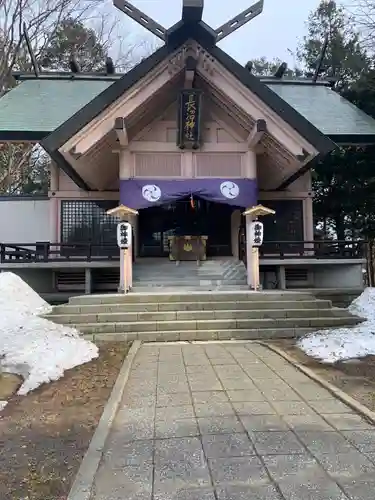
(91, 342, 375, 500)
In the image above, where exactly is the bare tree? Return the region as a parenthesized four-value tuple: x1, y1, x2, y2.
(346, 0, 375, 51)
(0, 0, 154, 194)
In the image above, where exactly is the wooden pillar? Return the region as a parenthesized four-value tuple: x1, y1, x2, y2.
(245, 214, 260, 289)
(49, 161, 59, 244)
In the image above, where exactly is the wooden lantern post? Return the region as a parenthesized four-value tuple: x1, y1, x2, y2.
(242, 204, 275, 290)
(106, 204, 138, 293)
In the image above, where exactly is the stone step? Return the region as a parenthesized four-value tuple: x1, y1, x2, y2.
(47, 307, 346, 325)
(132, 279, 248, 285)
(68, 291, 317, 305)
(130, 285, 250, 292)
(50, 299, 333, 315)
(70, 316, 360, 334)
(81, 325, 357, 343)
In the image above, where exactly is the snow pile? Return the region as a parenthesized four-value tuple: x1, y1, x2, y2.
(0, 272, 98, 396)
(298, 287, 375, 363)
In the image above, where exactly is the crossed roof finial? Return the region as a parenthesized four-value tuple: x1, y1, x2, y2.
(113, 0, 264, 43)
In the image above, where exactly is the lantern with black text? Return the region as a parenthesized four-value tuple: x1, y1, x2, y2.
(117, 222, 132, 249)
(250, 221, 264, 247)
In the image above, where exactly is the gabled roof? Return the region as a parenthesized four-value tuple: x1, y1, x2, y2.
(0, 78, 112, 141)
(269, 81, 375, 144)
(4, 74, 375, 145)
(40, 21, 335, 156)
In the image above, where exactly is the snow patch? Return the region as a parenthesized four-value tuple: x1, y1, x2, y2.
(0, 272, 98, 397)
(298, 287, 375, 363)
(0, 401, 7, 411)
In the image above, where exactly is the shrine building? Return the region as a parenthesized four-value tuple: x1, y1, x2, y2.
(0, 0, 373, 301)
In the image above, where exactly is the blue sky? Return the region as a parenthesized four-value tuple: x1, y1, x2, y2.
(113, 0, 345, 66)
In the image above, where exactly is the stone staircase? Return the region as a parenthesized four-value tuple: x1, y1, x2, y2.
(46, 290, 363, 342)
(132, 258, 248, 291)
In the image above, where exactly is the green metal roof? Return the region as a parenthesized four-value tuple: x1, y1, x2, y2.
(0, 79, 112, 136)
(1, 75, 375, 142)
(267, 83, 375, 140)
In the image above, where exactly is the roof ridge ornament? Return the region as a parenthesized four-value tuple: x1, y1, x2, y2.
(113, 0, 264, 44)
(113, 0, 167, 40)
(215, 0, 264, 42)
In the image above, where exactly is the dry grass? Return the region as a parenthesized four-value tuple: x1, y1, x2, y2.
(0, 341, 130, 500)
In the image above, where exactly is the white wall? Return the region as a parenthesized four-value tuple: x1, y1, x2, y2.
(0, 198, 50, 243)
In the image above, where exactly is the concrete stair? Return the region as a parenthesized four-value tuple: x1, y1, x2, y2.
(132, 258, 248, 291)
(45, 290, 363, 342)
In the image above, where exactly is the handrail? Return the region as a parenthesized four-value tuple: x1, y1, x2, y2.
(0, 242, 119, 263)
(238, 238, 366, 266)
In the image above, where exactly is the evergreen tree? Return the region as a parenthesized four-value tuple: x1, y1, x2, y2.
(40, 18, 108, 72)
(298, 0, 369, 90)
(297, 0, 374, 240)
(247, 57, 302, 77)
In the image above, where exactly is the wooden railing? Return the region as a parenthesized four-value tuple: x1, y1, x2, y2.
(239, 239, 366, 266)
(260, 240, 366, 259)
(0, 243, 119, 263)
(0, 240, 367, 264)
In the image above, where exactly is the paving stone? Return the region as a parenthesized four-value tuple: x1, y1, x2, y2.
(155, 418, 199, 439)
(232, 401, 276, 415)
(255, 378, 293, 390)
(154, 443, 211, 494)
(296, 431, 357, 456)
(188, 377, 223, 392)
(102, 440, 153, 468)
(154, 437, 204, 463)
(317, 451, 375, 479)
(197, 416, 244, 435)
(208, 456, 269, 486)
(93, 462, 153, 500)
(157, 381, 190, 394)
(262, 388, 301, 401)
(184, 357, 209, 366)
(339, 474, 375, 500)
(158, 364, 185, 375)
(251, 431, 307, 455)
(307, 399, 354, 414)
(91, 344, 375, 500)
(115, 407, 155, 425)
(293, 384, 335, 400)
(220, 378, 256, 390)
(191, 391, 229, 404)
(322, 413, 374, 430)
(186, 365, 216, 374)
(272, 401, 317, 415)
(158, 374, 188, 385)
(263, 453, 324, 481)
(282, 413, 333, 431)
(122, 393, 156, 409)
(226, 389, 266, 402)
(156, 391, 192, 407)
(194, 402, 235, 417)
(125, 380, 157, 396)
(202, 432, 255, 458)
(240, 415, 290, 432)
(156, 405, 195, 420)
(210, 358, 237, 365)
(275, 475, 347, 500)
(215, 484, 283, 500)
(341, 430, 375, 453)
(215, 366, 246, 376)
(153, 487, 216, 500)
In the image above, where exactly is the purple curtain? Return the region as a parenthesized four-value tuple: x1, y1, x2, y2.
(120, 178, 257, 210)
